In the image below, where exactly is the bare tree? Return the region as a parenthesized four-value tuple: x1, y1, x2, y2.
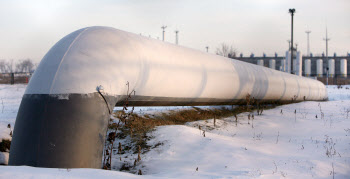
(216, 43, 237, 58)
(0, 60, 6, 73)
(5, 59, 14, 73)
(16, 59, 34, 73)
(15, 63, 22, 72)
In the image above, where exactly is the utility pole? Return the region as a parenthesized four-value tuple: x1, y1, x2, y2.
(323, 27, 330, 85)
(305, 30, 311, 56)
(161, 25, 167, 41)
(289, 8, 295, 74)
(323, 27, 330, 61)
(287, 40, 291, 50)
(175, 30, 179, 45)
(206, 46, 209, 52)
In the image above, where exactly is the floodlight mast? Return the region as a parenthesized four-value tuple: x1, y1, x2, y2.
(323, 27, 330, 85)
(289, 8, 295, 74)
(161, 25, 167, 41)
(323, 27, 330, 63)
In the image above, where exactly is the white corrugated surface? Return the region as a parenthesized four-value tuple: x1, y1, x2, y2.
(280, 59, 286, 72)
(304, 59, 311, 76)
(285, 51, 291, 73)
(26, 26, 327, 101)
(341, 59, 347, 77)
(317, 59, 323, 77)
(257, 59, 264, 66)
(328, 59, 335, 77)
(269, 59, 275, 69)
(295, 51, 302, 76)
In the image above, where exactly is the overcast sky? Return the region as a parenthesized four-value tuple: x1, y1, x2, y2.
(0, 0, 349, 63)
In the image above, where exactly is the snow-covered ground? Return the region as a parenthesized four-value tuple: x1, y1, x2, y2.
(0, 84, 26, 165)
(0, 84, 26, 141)
(0, 84, 349, 178)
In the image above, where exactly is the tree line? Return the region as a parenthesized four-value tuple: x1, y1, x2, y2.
(215, 43, 237, 58)
(0, 59, 36, 73)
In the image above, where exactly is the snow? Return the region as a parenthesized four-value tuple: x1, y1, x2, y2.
(0, 84, 26, 140)
(1, 84, 350, 178)
(326, 85, 350, 101)
(0, 84, 26, 165)
(182, 101, 350, 178)
(0, 166, 155, 179)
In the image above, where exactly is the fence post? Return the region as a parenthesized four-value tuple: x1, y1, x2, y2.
(10, 73, 14, 85)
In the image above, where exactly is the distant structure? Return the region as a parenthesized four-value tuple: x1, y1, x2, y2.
(161, 25, 167, 41)
(305, 30, 311, 56)
(287, 40, 291, 50)
(323, 27, 331, 67)
(289, 8, 296, 74)
(285, 50, 302, 76)
(234, 53, 349, 82)
(175, 30, 179, 45)
(206, 46, 209, 52)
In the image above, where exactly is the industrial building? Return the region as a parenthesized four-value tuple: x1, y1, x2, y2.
(235, 52, 349, 80)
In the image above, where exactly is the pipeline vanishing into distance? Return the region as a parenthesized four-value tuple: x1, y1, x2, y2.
(9, 26, 327, 168)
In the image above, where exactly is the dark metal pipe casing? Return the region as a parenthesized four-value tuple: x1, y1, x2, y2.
(9, 93, 115, 168)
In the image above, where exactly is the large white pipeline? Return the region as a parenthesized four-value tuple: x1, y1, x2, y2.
(26, 26, 327, 103)
(10, 26, 327, 169)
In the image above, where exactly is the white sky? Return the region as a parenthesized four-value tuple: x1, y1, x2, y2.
(0, 0, 349, 63)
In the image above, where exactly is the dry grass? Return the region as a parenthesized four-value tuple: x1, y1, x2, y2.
(113, 104, 280, 153)
(0, 139, 11, 152)
(108, 102, 283, 171)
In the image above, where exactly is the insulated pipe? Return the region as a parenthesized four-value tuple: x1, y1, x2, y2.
(9, 26, 328, 168)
